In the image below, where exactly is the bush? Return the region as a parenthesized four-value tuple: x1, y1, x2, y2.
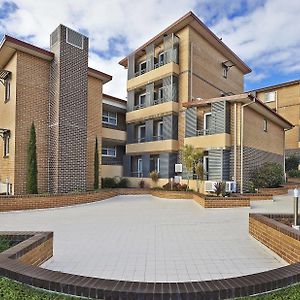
(139, 180, 145, 188)
(101, 177, 129, 188)
(0, 237, 11, 253)
(162, 182, 188, 191)
(288, 169, 300, 178)
(250, 162, 284, 188)
(285, 155, 299, 172)
(214, 181, 226, 197)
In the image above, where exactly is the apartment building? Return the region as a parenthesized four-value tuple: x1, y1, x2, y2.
(101, 94, 126, 178)
(253, 80, 300, 158)
(0, 25, 112, 194)
(120, 11, 292, 192)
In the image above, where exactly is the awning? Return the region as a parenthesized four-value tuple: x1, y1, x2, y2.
(0, 69, 11, 82)
(0, 128, 10, 138)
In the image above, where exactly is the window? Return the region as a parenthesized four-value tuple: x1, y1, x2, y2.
(158, 87, 164, 100)
(263, 119, 268, 132)
(204, 112, 212, 135)
(203, 156, 209, 180)
(137, 158, 143, 177)
(139, 93, 146, 107)
(157, 121, 163, 140)
(3, 134, 9, 157)
(264, 91, 276, 103)
(158, 52, 165, 66)
(102, 111, 117, 126)
(150, 156, 160, 173)
(4, 78, 10, 102)
(102, 146, 116, 157)
(137, 124, 146, 142)
(139, 61, 147, 74)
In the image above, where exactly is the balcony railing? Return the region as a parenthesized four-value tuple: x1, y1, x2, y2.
(196, 129, 214, 136)
(134, 137, 146, 143)
(133, 103, 146, 111)
(153, 97, 164, 105)
(131, 171, 143, 178)
(153, 135, 164, 141)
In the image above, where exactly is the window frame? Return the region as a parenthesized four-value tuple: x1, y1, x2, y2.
(204, 112, 212, 135)
(102, 111, 117, 126)
(137, 124, 146, 142)
(4, 78, 11, 102)
(264, 91, 277, 103)
(139, 61, 147, 74)
(263, 119, 268, 132)
(102, 146, 117, 158)
(3, 134, 9, 157)
(137, 158, 143, 176)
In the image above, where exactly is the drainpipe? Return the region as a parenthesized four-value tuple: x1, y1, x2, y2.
(284, 128, 288, 182)
(233, 103, 237, 181)
(240, 96, 256, 193)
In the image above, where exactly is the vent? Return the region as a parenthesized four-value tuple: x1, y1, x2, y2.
(50, 28, 59, 47)
(66, 28, 83, 49)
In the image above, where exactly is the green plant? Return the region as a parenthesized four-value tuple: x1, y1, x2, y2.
(288, 169, 300, 178)
(150, 170, 159, 187)
(194, 162, 204, 192)
(94, 137, 99, 190)
(247, 181, 257, 193)
(102, 177, 117, 188)
(117, 178, 129, 188)
(250, 162, 284, 188)
(27, 122, 38, 194)
(214, 181, 225, 197)
(285, 155, 299, 172)
(181, 145, 203, 190)
(139, 179, 145, 188)
(0, 237, 11, 253)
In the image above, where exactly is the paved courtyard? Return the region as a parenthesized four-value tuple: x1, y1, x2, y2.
(0, 194, 293, 282)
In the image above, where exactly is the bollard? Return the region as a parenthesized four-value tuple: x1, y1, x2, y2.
(293, 188, 299, 226)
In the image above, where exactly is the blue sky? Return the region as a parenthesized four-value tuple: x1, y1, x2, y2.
(0, 0, 299, 97)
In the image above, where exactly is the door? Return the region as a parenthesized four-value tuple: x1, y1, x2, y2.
(137, 158, 143, 177)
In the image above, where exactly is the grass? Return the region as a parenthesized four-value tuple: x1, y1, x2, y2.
(0, 237, 11, 253)
(0, 277, 299, 300)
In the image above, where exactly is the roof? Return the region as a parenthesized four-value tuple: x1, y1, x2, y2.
(0, 35, 112, 83)
(183, 93, 294, 129)
(103, 93, 127, 103)
(119, 11, 251, 74)
(251, 79, 300, 93)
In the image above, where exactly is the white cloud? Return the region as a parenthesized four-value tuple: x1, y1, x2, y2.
(211, 0, 300, 82)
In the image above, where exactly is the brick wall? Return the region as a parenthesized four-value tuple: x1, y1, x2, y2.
(249, 214, 300, 264)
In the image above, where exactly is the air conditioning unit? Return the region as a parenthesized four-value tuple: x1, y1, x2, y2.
(226, 181, 236, 193)
(205, 181, 218, 192)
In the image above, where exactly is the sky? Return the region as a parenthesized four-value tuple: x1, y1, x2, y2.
(0, 0, 299, 99)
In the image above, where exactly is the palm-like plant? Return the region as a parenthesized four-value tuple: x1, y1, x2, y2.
(150, 170, 159, 187)
(181, 145, 204, 190)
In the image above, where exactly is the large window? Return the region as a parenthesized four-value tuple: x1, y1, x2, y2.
(137, 158, 143, 177)
(150, 155, 160, 173)
(137, 124, 146, 143)
(102, 146, 116, 157)
(264, 91, 276, 103)
(3, 134, 9, 157)
(102, 111, 117, 126)
(139, 61, 147, 74)
(204, 112, 212, 135)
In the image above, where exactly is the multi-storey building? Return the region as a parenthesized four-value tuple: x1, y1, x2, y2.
(101, 94, 126, 178)
(120, 11, 293, 192)
(0, 25, 112, 194)
(253, 80, 300, 159)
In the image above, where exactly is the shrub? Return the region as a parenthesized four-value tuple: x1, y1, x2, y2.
(214, 181, 226, 197)
(0, 237, 11, 253)
(27, 122, 38, 194)
(117, 178, 129, 188)
(139, 180, 145, 188)
(247, 181, 257, 193)
(250, 162, 284, 188)
(286, 155, 299, 172)
(288, 169, 300, 178)
(162, 182, 188, 191)
(102, 177, 117, 188)
(150, 171, 159, 186)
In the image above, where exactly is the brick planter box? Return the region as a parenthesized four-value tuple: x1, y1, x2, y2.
(249, 213, 300, 264)
(1, 231, 300, 299)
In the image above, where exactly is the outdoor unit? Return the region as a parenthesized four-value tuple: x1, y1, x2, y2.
(226, 181, 236, 193)
(204, 181, 218, 192)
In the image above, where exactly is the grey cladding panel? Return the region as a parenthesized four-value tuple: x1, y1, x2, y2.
(123, 155, 131, 177)
(146, 44, 154, 72)
(128, 54, 135, 79)
(146, 119, 153, 142)
(146, 83, 154, 107)
(211, 101, 226, 134)
(127, 123, 134, 143)
(208, 149, 222, 180)
(185, 107, 197, 137)
(127, 90, 134, 112)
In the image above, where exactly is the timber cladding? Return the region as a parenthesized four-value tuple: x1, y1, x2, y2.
(249, 213, 300, 264)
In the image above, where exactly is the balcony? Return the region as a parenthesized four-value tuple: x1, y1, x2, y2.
(126, 139, 179, 154)
(184, 133, 231, 149)
(128, 62, 179, 91)
(102, 127, 126, 143)
(127, 101, 179, 123)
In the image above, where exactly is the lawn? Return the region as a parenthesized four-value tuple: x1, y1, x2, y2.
(0, 277, 299, 300)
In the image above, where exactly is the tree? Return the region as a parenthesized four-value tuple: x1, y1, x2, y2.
(181, 145, 203, 190)
(194, 162, 204, 192)
(285, 155, 299, 172)
(27, 122, 38, 194)
(93, 137, 99, 190)
(150, 170, 159, 188)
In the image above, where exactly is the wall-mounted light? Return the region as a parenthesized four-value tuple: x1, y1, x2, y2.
(222, 60, 235, 78)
